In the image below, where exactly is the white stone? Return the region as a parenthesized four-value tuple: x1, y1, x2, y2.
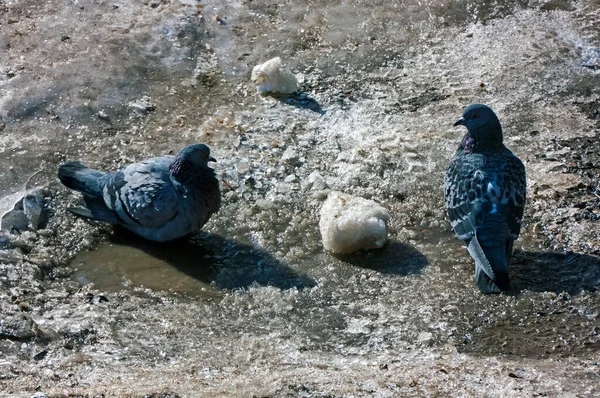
(283, 174, 297, 183)
(304, 171, 326, 191)
(281, 147, 298, 163)
(255, 199, 273, 210)
(417, 331, 433, 343)
(319, 191, 390, 254)
(235, 159, 250, 174)
(276, 183, 291, 194)
(251, 57, 298, 94)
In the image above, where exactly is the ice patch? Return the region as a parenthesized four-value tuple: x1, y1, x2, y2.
(251, 57, 298, 95)
(319, 191, 390, 254)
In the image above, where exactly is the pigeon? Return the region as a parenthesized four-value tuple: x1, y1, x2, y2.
(443, 104, 526, 293)
(58, 144, 221, 242)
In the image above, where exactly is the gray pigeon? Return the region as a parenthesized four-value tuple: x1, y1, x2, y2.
(58, 144, 221, 242)
(443, 104, 526, 293)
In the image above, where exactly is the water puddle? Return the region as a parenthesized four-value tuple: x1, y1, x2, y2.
(70, 229, 316, 297)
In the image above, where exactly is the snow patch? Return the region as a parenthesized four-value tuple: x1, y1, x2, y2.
(319, 191, 390, 254)
(251, 57, 298, 95)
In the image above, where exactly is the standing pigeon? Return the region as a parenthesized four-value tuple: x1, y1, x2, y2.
(58, 144, 221, 242)
(443, 104, 526, 293)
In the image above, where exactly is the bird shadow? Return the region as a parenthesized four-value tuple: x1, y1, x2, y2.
(510, 249, 600, 295)
(75, 228, 316, 293)
(274, 92, 325, 115)
(333, 240, 428, 276)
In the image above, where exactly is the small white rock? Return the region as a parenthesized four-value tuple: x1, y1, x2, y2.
(281, 147, 298, 163)
(319, 191, 390, 254)
(284, 174, 297, 183)
(235, 159, 250, 174)
(251, 57, 298, 94)
(417, 331, 433, 343)
(255, 199, 273, 210)
(128, 96, 155, 112)
(304, 171, 327, 191)
(276, 183, 291, 194)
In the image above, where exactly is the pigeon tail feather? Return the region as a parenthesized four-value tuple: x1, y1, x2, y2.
(58, 162, 105, 198)
(475, 266, 502, 293)
(467, 235, 496, 280)
(468, 234, 510, 293)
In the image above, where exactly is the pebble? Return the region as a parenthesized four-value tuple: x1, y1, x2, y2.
(284, 174, 298, 183)
(235, 159, 250, 174)
(417, 331, 433, 343)
(281, 147, 299, 163)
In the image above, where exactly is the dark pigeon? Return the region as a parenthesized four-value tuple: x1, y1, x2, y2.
(444, 104, 526, 293)
(58, 144, 221, 242)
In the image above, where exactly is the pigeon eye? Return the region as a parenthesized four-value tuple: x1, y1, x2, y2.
(472, 113, 478, 119)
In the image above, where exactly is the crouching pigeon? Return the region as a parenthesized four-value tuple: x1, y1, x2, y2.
(443, 104, 526, 293)
(58, 144, 221, 242)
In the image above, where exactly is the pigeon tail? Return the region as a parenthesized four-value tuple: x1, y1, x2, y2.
(58, 162, 105, 198)
(467, 234, 510, 293)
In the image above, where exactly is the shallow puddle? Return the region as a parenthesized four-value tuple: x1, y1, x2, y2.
(70, 229, 317, 297)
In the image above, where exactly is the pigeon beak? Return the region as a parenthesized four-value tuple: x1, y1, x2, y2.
(453, 117, 466, 127)
(209, 156, 217, 162)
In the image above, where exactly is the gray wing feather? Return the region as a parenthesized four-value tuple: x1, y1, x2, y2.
(107, 158, 180, 228)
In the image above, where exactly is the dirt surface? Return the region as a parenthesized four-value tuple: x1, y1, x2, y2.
(1, 0, 600, 397)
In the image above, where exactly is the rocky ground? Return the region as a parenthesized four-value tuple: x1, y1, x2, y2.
(1, 0, 600, 397)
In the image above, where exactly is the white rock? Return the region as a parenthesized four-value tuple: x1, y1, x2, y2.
(251, 57, 298, 94)
(319, 191, 390, 254)
(281, 147, 298, 163)
(304, 171, 327, 191)
(417, 331, 433, 343)
(256, 199, 274, 210)
(283, 174, 297, 183)
(235, 159, 250, 174)
(276, 183, 291, 194)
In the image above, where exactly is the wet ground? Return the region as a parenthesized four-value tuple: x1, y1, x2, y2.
(1, 0, 600, 397)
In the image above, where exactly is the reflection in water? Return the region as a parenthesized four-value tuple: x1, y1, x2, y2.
(71, 229, 316, 297)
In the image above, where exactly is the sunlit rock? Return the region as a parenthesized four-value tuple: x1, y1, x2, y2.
(417, 331, 433, 343)
(128, 95, 155, 113)
(1, 190, 49, 233)
(283, 174, 298, 183)
(303, 171, 327, 191)
(235, 159, 250, 174)
(319, 191, 390, 254)
(280, 147, 300, 164)
(251, 57, 298, 95)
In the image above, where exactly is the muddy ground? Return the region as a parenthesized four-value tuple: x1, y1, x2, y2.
(1, 0, 600, 397)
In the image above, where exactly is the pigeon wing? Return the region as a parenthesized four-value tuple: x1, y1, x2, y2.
(444, 155, 503, 286)
(498, 154, 526, 240)
(107, 158, 181, 229)
(443, 155, 487, 241)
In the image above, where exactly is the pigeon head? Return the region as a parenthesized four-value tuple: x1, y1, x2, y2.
(169, 144, 216, 182)
(454, 104, 504, 152)
(176, 144, 216, 165)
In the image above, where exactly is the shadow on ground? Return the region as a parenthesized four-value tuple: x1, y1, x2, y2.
(279, 92, 324, 114)
(71, 228, 316, 294)
(511, 249, 600, 294)
(454, 249, 600, 360)
(334, 240, 429, 276)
